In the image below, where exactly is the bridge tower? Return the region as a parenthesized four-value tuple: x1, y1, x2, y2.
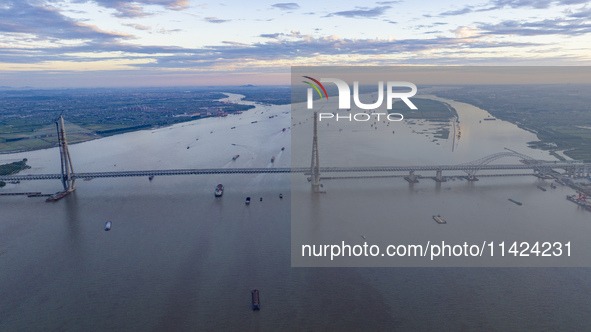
(56, 116, 76, 192)
(310, 111, 320, 188)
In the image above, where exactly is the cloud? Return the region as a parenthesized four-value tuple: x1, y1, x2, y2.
(156, 27, 182, 34)
(67, 0, 190, 18)
(478, 16, 591, 36)
(271, 3, 300, 10)
(567, 7, 591, 18)
(487, 0, 555, 9)
(452, 26, 479, 38)
(325, 6, 391, 18)
(222, 41, 249, 46)
(0, 1, 133, 41)
(0, 30, 541, 69)
(437, 0, 591, 16)
(260, 33, 285, 39)
(2, 0, 587, 78)
(123, 23, 180, 34)
(165, 0, 190, 11)
(204, 17, 231, 23)
(486, 0, 589, 10)
(440, 6, 473, 16)
(123, 23, 152, 31)
(111, 3, 148, 18)
(376, 1, 402, 4)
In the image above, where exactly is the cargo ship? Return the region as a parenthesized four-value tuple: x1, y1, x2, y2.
(46, 190, 73, 202)
(251, 289, 260, 310)
(432, 215, 447, 224)
(232, 155, 240, 160)
(215, 184, 224, 197)
(537, 185, 547, 192)
(508, 198, 522, 206)
(271, 156, 275, 163)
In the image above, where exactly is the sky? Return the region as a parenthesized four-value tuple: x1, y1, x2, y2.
(1, 0, 591, 88)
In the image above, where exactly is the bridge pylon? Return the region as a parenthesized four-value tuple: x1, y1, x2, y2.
(56, 115, 76, 192)
(310, 112, 320, 189)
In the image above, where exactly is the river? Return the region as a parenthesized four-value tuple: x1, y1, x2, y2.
(1, 93, 591, 330)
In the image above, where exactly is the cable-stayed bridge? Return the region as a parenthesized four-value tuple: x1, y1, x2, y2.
(1, 163, 587, 182)
(1, 114, 590, 200)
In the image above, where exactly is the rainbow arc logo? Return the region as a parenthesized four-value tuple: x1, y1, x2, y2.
(302, 76, 328, 101)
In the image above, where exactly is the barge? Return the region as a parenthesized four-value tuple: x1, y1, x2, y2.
(215, 184, 224, 197)
(46, 190, 74, 202)
(251, 289, 260, 310)
(508, 199, 522, 206)
(432, 215, 447, 224)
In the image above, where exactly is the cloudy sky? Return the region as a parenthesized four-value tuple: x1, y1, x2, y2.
(1, 0, 590, 87)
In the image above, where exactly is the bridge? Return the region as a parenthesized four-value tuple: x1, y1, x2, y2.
(1, 114, 590, 198)
(1, 163, 586, 182)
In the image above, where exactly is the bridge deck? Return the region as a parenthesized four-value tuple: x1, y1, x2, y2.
(0, 163, 583, 181)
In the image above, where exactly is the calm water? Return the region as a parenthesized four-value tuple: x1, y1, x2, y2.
(1, 93, 591, 330)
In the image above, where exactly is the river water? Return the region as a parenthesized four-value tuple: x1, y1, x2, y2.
(1, 93, 591, 330)
(290, 93, 591, 268)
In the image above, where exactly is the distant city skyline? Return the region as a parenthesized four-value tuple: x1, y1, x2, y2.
(1, 0, 591, 88)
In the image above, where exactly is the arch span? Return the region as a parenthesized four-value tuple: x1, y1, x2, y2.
(460, 150, 541, 177)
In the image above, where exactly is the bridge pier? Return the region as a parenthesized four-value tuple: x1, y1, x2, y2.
(404, 170, 419, 183)
(432, 169, 446, 182)
(568, 167, 575, 178)
(575, 165, 587, 178)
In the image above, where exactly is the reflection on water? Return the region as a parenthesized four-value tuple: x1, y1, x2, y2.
(1, 93, 590, 330)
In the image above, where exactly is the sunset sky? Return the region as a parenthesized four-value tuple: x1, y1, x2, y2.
(1, 0, 590, 87)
